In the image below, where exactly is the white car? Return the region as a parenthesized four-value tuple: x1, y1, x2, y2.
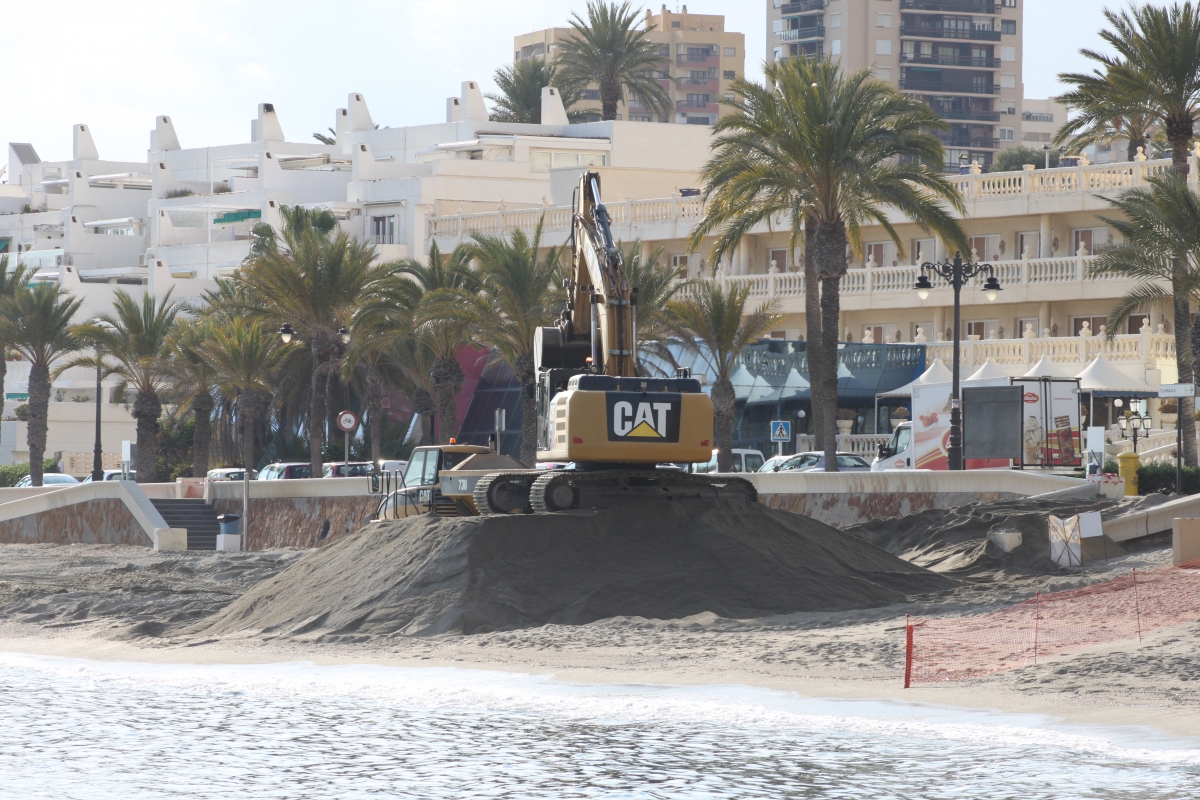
(81, 469, 136, 482)
(15, 473, 80, 487)
(207, 467, 255, 481)
(690, 448, 766, 474)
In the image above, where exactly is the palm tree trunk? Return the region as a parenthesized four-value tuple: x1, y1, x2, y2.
(1173, 289, 1197, 466)
(132, 390, 162, 482)
(1127, 137, 1147, 162)
(811, 220, 848, 472)
(430, 356, 463, 444)
(712, 377, 735, 472)
(601, 82, 620, 121)
(27, 362, 49, 487)
(412, 388, 434, 444)
(191, 392, 215, 477)
(367, 373, 383, 464)
(803, 228, 824, 451)
(0, 359, 6, 453)
(514, 353, 536, 465)
(309, 341, 327, 476)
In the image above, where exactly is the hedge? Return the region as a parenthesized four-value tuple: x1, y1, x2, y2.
(1137, 462, 1200, 496)
(0, 459, 61, 488)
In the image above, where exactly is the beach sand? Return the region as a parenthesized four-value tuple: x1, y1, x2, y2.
(1, 537, 1196, 739)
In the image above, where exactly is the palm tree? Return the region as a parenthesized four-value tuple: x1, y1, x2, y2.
(0, 283, 83, 487)
(1092, 172, 1200, 464)
(165, 318, 220, 477)
(667, 282, 779, 473)
(0, 256, 31, 441)
(237, 205, 380, 476)
(555, 1, 673, 121)
(1053, 72, 1158, 162)
(384, 242, 475, 444)
(70, 291, 180, 481)
(1060, 3, 1200, 461)
(446, 222, 565, 464)
(199, 319, 291, 476)
(688, 57, 967, 470)
(487, 58, 587, 123)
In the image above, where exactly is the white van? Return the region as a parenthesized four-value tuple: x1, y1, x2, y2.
(691, 448, 766, 474)
(872, 422, 913, 470)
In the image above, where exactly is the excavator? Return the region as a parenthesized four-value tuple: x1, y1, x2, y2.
(463, 171, 758, 515)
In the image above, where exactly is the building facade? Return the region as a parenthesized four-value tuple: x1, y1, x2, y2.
(766, 0, 1066, 170)
(514, 5, 745, 125)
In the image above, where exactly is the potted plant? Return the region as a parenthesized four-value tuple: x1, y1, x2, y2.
(889, 406, 910, 430)
(836, 408, 856, 434)
(1160, 402, 1178, 428)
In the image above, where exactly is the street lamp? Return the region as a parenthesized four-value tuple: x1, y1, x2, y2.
(279, 322, 294, 344)
(914, 251, 1003, 470)
(91, 318, 104, 482)
(1117, 407, 1153, 451)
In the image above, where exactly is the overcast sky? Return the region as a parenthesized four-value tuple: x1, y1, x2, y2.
(3, 0, 1115, 165)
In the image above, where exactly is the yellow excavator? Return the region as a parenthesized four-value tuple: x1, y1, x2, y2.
(466, 171, 758, 514)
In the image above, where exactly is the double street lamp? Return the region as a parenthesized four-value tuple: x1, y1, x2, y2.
(1116, 405, 1153, 451)
(914, 252, 1003, 470)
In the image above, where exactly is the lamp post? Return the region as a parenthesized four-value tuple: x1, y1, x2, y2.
(914, 252, 1003, 470)
(1117, 406, 1152, 452)
(91, 318, 104, 482)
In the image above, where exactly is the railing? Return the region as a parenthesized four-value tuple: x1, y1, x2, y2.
(795, 435, 892, 456)
(921, 330, 1176, 370)
(900, 53, 1001, 69)
(936, 135, 1001, 149)
(900, 0, 999, 12)
(779, 0, 827, 14)
(900, 79, 1000, 96)
(779, 26, 825, 40)
(933, 108, 1002, 122)
(899, 25, 1002, 41)
(15, 248, 71, 270)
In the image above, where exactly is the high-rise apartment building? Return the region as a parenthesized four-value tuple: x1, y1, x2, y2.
(514, 5, 745, 125)
(766, 0, 1057, 169)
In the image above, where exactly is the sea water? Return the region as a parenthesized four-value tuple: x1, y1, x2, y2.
(0, 653, 1196, 799)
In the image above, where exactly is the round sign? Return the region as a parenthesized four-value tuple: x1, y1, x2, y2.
(336, 410, 358, 433)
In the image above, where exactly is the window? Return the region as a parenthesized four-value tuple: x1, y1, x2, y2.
(1023, 111, 1054, 123)
(965, 320, 999, 339)
(1001, 73, 1016, 88)
(1000, 46, 1016, 61)
(687, 94, 710, 107)
(1072, 316, 1108, 337)
(1003, 103, 1017, 114)
(724, 46, 736, 56)
(1126, 314, 1151, 334)
(670, 254, 690, 274)
(831, 40, 842, 56)
(723, 70, 736, 79)
(877, 13, 892, 28)
(773, 46, 783, 61)
(529, 150, 606, 171)
(876, 66, 892, 80)
(770, 248, 789, 271)
(421, 451, 439, 486)
(1002, 0, 1017, 6)
(1073, 227, 1110, 255)
(723, 93, 735, 102)
(402, 451, 427, 488)
(672, 20, 681, 28)
(1022, 131, 1052, 142)
(830, 12, 841, 28)
(876, 40, 893, 55)
(582, 89, 600, 99)
(371, 215, 395, 245)
(969, 235, 1001, 261)
(1001, 19, 1016, 34)
(1018, 231, 1040, 258)
(911, 238, 935, 264)
(1000, 127, 1015, 141)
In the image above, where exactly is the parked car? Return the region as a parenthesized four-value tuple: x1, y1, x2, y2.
(80, 469, 137, 483)
(378, 459, 408, 476)
(256, 462, 313, 480)
(776, 452, 872, 472)
(690, 448, 765, 474)
(207, 467, 255, 481)
(758, 454, 793, 473)
(15, 473, 80, 487)
(322, 461, 377, 478)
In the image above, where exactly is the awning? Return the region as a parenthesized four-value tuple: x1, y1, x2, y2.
(966, 357, 1009, 381)
(877, 358, 953, 398)
(1075, 354, 1156, 397)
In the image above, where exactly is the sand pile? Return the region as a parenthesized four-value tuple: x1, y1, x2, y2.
(842, 494, 1170, 577)
(191, 500, 955, 639)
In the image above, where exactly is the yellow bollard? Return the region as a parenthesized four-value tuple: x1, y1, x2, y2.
(1117, 450, 1141, 496)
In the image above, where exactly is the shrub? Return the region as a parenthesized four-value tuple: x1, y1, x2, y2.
(1159, 402, 1178, 414)
(1103, 458, 1118, 474)
(13, 403, 28, 421)
(991, 146, 1059, 173)
(212, 182, 231, 194)
(1138, 461, 1200, 495)
(836, 408, 857, 421)
(165, 188, 195, 198)
(890, 407, 910, 418)
(0, 459, 60, 487)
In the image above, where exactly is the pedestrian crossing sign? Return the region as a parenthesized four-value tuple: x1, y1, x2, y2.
(770, 420, 792, 442)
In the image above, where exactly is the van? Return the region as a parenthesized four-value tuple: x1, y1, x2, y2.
(873, 422, 914, 470)
(690, 448, 765, 474)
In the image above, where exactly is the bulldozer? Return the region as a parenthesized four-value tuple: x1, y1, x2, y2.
(463, 171, 757, 514)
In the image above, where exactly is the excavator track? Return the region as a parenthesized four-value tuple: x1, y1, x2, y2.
(529, 469, 757, 513)
(473, 472, 536, 515)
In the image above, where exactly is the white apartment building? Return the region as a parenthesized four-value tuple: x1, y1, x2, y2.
(0, 80, 1186, 460)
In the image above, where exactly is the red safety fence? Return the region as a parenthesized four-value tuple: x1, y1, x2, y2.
(904, 560, 1200, 686)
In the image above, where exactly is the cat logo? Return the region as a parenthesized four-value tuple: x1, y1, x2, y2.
(606, 392, 681, 442)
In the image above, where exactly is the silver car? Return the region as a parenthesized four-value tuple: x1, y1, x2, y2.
(773, 452, 872, 472)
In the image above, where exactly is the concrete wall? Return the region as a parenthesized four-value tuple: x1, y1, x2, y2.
(746, 470, 1083, 529)
(0, 481, 164, 546)
(209, 477, 379, 550)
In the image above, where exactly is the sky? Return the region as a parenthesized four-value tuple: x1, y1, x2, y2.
(3, 0, 1115, 166)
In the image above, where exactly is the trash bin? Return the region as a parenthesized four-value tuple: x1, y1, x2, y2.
(215, 514, 241, 551)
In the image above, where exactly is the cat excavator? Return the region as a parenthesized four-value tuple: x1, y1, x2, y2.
(470, 171, 758, 514)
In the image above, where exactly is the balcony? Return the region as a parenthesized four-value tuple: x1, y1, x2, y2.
(931, 106, 1001, 122)
(779, 26, 826, 41)
(900, 77, 1000, 95)
(900, 0, 999, 13)
(900, 52, 1001, 69)
(676, 54, 719, 66)
(899, 25, 1002, 41)
(779, 0, 827, 13)
(936, 134, 1001, 149)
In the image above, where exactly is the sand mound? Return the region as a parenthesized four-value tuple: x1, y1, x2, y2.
(191, 500, 955, 639)
(842, 495, 1161, 576)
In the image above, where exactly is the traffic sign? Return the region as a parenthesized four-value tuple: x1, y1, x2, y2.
(1159, 383, 1195, 398)
(770, 420, 792, 442)
(336, 410, 359, 432)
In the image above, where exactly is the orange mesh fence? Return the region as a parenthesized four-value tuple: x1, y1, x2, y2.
(905, 560, 1200, 686)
